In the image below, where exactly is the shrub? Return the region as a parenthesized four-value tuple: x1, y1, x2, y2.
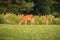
(3, 13, 24, 24)
(47, 15, 55, 25)
(53, 18, 60, 25)
(4, 13, 16, 24)
(34, 16, 43, 25)
(0, 14, 4, 24)
(40, 16, 47, 25)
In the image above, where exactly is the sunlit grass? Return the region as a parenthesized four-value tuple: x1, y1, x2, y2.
(0, 24, 60, 40)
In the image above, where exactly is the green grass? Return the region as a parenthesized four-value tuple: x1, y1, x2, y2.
(0, 24, 60, 40)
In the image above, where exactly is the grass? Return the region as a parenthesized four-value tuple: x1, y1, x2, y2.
(0, 24, 60, 40)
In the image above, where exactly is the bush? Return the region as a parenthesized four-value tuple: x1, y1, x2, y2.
(53, 18, 60, 25)
(3, 13, 24, 24)
(47, 15, 55, 25)
(34, 16, 41, 25)
(40, 16, 47, 25)
(0, 14, 4, 24)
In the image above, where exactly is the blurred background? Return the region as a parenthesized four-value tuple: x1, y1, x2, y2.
(0, 0, 60, 25)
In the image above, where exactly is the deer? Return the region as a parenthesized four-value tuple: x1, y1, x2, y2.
(41, 16, 49, 25)
(18, 14, 35, 25)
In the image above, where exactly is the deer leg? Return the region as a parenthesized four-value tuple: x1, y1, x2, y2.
(18, 20, 23, 25)
(31, 18, 35, 25)
(25, 20, 27, 25)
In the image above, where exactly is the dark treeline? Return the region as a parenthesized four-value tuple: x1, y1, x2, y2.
(0, 0, 60, 17)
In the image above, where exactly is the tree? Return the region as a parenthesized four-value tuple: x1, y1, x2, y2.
(33, 0, 56, 15)
(51, 0, 60, 17)
(51, 0, 60, 13)
(0, 0, 34, 15)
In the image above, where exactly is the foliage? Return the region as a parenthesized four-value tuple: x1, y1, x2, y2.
(0, 0, 34, 14)
(0, 0, 60, 17)
(0, 13, 60, 25)
(34, 16, 43, 25)
(53, 18, 60, 25)
(0, 14, 4, 24)
(3, 13, 24, 24)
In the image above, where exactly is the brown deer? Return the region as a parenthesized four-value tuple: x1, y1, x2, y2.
(18, 14, 35, 25)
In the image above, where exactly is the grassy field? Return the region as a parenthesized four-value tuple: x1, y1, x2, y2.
(0, 24, 60, 40)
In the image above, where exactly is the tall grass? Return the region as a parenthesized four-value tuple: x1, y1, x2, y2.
(0, 13, 60, 25)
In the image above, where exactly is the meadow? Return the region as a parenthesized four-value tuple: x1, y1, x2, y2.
(0, 0, 60, 40)
(0, 24, 60, 40)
